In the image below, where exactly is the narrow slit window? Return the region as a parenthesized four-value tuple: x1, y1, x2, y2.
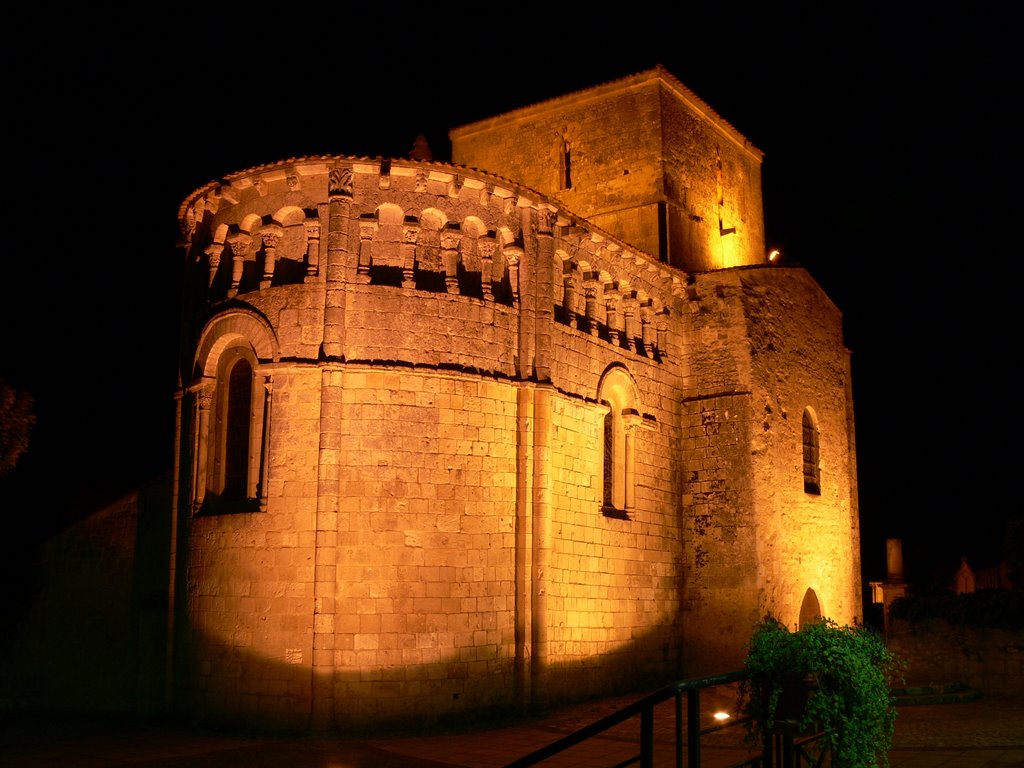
(562, 141, 572, 190)
(802, 407, 821, 495)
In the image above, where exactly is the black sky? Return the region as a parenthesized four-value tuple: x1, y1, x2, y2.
(1, 6, 1018, 593)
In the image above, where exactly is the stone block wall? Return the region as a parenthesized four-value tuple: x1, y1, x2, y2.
(451, 66, 765, 273)
(887, 618, 1024, 695)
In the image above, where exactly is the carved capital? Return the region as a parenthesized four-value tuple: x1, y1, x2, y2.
(260, 225, 284, 249)
(329, 167, 353, 197)
(227, 233, 252, 258)
(204, 243, 225, 265)
(358, 220, 377, 240)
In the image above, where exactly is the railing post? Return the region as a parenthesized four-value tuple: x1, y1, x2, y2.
(675, 691, 684, 768)
(640, 705, 654, 768)
(687, 688, 701, 768)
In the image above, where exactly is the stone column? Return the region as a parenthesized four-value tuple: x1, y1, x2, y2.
(401, 224, 418, 287)
(531, 384, 553, 715)
(226, 233, 251, 297)
(260, 225, 283, 290)
(257, 376, 272, 512)
(621, 291, 637, 352)
(583, 273, 600, 336)
(192, 379, 215, 511)
(623, 409, 641, 511)
(604, 284, 621, 345)
(639, 300, 654, 356)
(304, 217, 321, 280)
(204, 243, 224, 289)
(562, 267, 577, 329)
(480, 238, 495, 301)
(442, 229, 460, 294)
(323, 167, 352, 360)
(311, 365, 343, 731)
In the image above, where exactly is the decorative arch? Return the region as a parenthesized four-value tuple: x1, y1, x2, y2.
(195, 309, 279, 377)
(597, 365, 641, 517)
(191, 310, 278, 515)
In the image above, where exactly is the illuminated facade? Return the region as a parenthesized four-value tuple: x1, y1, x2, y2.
(171, 66, 861, 731)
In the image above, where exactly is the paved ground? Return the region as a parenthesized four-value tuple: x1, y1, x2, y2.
(1, 689, 1022, 767)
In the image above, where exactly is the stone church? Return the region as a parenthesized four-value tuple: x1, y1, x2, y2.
(9, 66, 861, 732)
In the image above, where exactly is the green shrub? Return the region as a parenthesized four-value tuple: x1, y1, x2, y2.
(740, 615, 904, 768)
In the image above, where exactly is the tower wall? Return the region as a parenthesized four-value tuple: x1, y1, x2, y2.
(450, 67, 765, 273)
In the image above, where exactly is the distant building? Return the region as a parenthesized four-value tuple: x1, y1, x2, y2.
(5, 67, 864, 732)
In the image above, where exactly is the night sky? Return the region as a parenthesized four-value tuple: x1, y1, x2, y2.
(1, 7, 1018, 596)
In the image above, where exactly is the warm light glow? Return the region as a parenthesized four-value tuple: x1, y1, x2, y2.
(713, 711, 731, 721)
(767, 248, 780, 263)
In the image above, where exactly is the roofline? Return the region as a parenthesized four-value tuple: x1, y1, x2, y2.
(449, 65, 763, 162)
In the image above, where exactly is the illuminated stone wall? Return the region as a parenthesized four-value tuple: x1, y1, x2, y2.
(451, 66, 765, 273)
(171, 68, 859, 731)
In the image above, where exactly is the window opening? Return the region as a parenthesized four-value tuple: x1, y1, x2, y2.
(598, 367, 640, 518)
(562, 141, 572, 190)
(223, 358, 252, 500)
(802, 407, 821, 495)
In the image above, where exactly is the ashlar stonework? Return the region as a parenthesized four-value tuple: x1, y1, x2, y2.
(170, 66, 861, 731)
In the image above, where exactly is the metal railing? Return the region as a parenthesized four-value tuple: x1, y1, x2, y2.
(501, 670, 826, 768)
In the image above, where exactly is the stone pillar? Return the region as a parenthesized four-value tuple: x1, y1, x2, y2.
(356, 220, 374, 282)
(304, 217, 321, 280)
(323, 167, 352, 359)
(533, 209, 554, 382)
(259, 225, 282, 290)
(623, 409, 641, 511)
(514, 386, 533, 715)
(401, 223, 417, 287)
(192, 379, 214, 511)
(562, 267, 577, 329)
(621, 291, 637, 352)
(583, 273, 600, 336)
(639, 300, 654, 356)
(204, 243, 224, 289)
(311, 365, 343, 731)
(227, 233, 251, 297)
(604, 284, 621, 345)
(442, 228, 460, 294)
(531, 384, 553, 715)
(257, 376, 272, 512)
(480, 238, 495, 301)
(657, 309, 670, 359)
(886, 539, 905, 583)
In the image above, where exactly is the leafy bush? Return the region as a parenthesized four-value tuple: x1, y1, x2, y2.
(740, 615, 904, 768)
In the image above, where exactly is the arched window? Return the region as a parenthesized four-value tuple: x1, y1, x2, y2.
(191, 311, 277, 515)
(195, 341, 268, 514)
(798, 588, 823, 630)
(598, 366, 641, 518)
(802, 407, 821, 495)
(222, 356, 253, 500)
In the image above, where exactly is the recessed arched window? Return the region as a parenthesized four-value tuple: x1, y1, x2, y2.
(222, 356, 253, 500)
(598, 366, 641, 518)
(798, 588, 823, 630)
(195, 341, 268, 514)
(802, 407, 821, 495)
(191, 311, 277, 515)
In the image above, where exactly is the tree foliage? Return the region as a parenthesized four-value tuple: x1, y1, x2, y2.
(0, 377, 35, 477)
